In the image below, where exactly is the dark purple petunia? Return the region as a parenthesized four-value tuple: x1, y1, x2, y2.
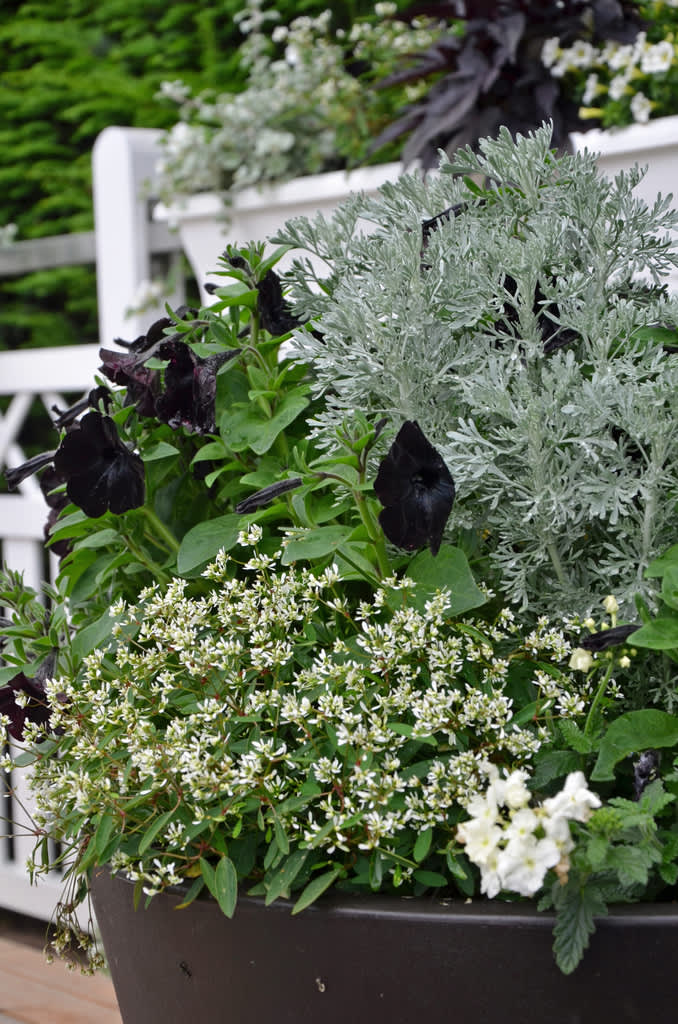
(256, 270, 304, 337)
(0, 655, 55, 742)
(154, 340, 240, 435)
(98, 348, 160, 418)
(4, 452, 56, 491)
(235, 477, 303, 514)
(374, 420, 455, 556)
(579, 623, 639, 652)
(53, 411, 145, 518)
(51, 385, 112, 430)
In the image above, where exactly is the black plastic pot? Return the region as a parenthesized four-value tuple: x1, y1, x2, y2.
(91, 868, 678, 1024)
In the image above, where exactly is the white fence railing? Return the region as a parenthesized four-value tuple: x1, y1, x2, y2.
(0, 128, 187, 920)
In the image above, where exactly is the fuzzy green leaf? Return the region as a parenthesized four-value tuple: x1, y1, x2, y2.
(553, 882, 607, 975)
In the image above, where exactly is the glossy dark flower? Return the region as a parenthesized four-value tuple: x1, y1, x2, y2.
(257, 270, 303, 336)
(5, 451, 56, 491)
(98, 347, 160, 418)
(0, 654, 56, 742)
(154, 340, 240, 435)
(374, 420, 455, 555)
(53, 410, 145, 518)
(579, 623, 639, 652)
(51, 385, 112, 430)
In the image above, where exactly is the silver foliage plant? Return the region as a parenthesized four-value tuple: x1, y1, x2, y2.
(277, 124, 678, 615)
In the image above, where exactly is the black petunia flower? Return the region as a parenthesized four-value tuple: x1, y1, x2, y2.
(154, 340, 240, 435)
(98, 348, 160, 418)
(51, 385, 112, 430)
(235, 477, 303, 514)
(0, 654, 56, 742)
(53, 410, 145, 518)
(374, 420, 455, 556)
(5, 451, 56, 491)
(257, 270, 303, 337)
(579, 623, 639, 652)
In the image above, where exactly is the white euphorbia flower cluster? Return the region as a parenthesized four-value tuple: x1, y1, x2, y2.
(21, 537, 603, 901)
(458, 767, 601, 898)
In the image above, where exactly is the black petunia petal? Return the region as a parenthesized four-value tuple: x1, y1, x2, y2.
(579, 623, 640, 652)
(374, 420, 455, 556)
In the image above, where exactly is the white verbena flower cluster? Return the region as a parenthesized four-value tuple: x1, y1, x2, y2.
(457, 767, 601, 898)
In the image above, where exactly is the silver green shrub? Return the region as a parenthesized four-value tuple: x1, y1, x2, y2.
(277, 124, 678, 616)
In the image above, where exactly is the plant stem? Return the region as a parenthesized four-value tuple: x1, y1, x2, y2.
(584, 659, 615, 737)
(142, 507, 180, 553)
(353, 491, 391, 579)
(546, 541, 567, 588)
(121, 532, 171, 584)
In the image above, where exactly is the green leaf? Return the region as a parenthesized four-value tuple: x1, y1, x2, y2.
(142, 441, 180, 462)
(265, 849, 309, 906)
(214, 855, 238, 918)
(661, 567, 678, 611)
(72, 528, 120, 551)
(631, 614, 678, 651)
(531, 750, 583, 790)
(413, 828, 433, 863)
(552, 881, 607, 975)
(404, 546, 487, 615)
(281, 525, 354, 564)
(559, 719, 594, 755)
(176, 514, 242, 574)
(645, 544, 678, 579)
(70, 610, 114, 663)
(94, 811, 116, 859)
(173, 875, 206, 909)
(607, 845, 654, 888)
(200, 855, 238, 918)
(272, 815, 290, 856)
(223, 393, 309, 455)
(592, 710, 678, 781)
(291, 867, 340, 914)
(413, 869, 447, 887)
(138, 809, 175, 855)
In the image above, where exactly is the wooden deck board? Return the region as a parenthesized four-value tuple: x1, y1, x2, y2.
(0, 936, 121, 1024)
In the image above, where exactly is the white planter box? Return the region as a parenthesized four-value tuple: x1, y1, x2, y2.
(571, 114, 678, 290)
(154, 162, 403, 303)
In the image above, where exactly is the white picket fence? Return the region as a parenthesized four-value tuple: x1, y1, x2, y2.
(0, 128, 187, 920)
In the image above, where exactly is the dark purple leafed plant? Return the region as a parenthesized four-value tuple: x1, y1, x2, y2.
(372, 0, 644, 167)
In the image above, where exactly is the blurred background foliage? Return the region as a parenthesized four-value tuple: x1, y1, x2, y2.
(0, 0, 378, 354)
